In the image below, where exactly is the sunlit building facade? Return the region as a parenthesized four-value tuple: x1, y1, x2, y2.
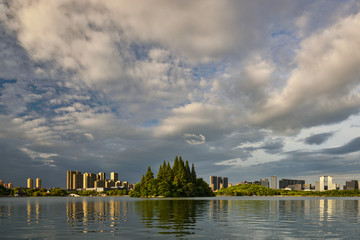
(36, 178, 42, 189)
(27, 178, 34, 189)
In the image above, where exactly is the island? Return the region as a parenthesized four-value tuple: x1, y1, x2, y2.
(130, 156, 215, 197)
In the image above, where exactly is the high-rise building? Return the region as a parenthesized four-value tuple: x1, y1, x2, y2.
(0, 180, 3, 185)
(73, 171, 83, 189)
(67, 171, 83, 190)
(217, 176, 223, 190)
(95, 179, 105, 188)
(344, 180, 358, 190)
(83, 173, 97, 189)
(36, 178, 42, 189)
(319, 176, 336, 191)
(27, 178, 34, 189)
(105, 180, 115, 188)
(111, 172, 118, 182)
(279, 179, 305, 189)
(260, 179, 269, 188)
(222, 177, 228, 188)
(98, 172, 106, 181)
(209, 176, 218, 191)
(67, 171, 75, 190)
(271, 176, 277, 189)
(209, 176, 229, 191)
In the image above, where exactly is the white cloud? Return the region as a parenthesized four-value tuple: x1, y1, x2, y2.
(84, 133, 94, 141)
(20, 147, 58, 159)
(184, 133, 206, 145)
(249, 12, 360, 133)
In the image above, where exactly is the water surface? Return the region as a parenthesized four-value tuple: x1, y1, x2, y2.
(1, 196, 360, 239)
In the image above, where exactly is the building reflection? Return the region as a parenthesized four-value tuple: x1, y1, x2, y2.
(66, 198, 130, 233)
(26, 199, 41, 224)
(209, 199, 230, 222)
(207, 197, 360, 226)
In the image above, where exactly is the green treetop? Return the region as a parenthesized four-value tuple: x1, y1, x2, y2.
(130, 156, 214, 197)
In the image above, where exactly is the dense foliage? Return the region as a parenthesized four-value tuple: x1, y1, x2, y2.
(0, 185, 13, 196)
(130, 156, 215, 197)
(104, 189, 129, 196)
(12, 187, 68, 196)
(216, 184, 281, 196)
(216, 184, 360, 197)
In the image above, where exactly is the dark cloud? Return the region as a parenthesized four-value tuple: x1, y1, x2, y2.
(259, 139, 284, 154)
(304, 132, 334, 145)
(322, 137, 360, 155)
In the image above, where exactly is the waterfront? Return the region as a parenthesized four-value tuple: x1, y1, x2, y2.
(1, 196, 360, 239)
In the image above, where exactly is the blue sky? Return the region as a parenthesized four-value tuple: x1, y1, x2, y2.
(1, 0, 360, 188)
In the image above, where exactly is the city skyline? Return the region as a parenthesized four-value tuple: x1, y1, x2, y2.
(1, 1, 360, 188)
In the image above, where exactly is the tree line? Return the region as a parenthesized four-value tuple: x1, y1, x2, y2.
(130, 156, 214, 197)
(216, 184, 360, 197)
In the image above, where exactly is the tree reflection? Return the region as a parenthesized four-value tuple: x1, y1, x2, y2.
(135, 199, 207, 237)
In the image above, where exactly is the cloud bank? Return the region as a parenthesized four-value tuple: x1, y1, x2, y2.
(0, 0, 360, 187)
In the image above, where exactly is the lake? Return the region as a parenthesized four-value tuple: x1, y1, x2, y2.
(1, 196, 360, 239)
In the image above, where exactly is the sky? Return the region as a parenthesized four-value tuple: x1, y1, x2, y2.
(1, 0, 360, 188)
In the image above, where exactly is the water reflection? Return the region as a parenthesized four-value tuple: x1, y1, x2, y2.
(135, 199, 208, 237)
(27, 199, 41, 224)
(2, 197, 360, 239)
(66, 198, 131, 234)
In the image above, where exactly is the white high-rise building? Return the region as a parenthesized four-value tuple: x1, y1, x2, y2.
(319, 176, 336, 191)
(271, 176, 277, 189)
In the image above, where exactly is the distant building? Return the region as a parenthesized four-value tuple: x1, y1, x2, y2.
(209, 176, 218, 191)
(111, 172, 118, 182)
(83, 173, 97, 189)
(271, 176, 277, 189)
(303, 184, 312, 190)
(95, 179, 105, 188)
(106, 180, 115, 188)
(223, 177, 229, 188)
(260, 179, 269, 188)
(344, 180, 359, 190)
(67, 171, 83, 190)
(279, 179, 305, 189)
(115, 180, 122, 187)
(0, 180, 3, 185)
(98, 172, 106, 181)
(27, 178, 34, 189)
(287, 184, 303, 191)
(5, 183, 13, 189)
(209, 176, 228, 191)
(239, 181, 251, 185)
(319, 176, 336, 191)
(36, 178, 42, 189)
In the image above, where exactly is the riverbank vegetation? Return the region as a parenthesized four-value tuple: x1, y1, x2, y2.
(0, 185, 12, 196)
(216, 184, 360, 197)
(70, 189, 129, 196)
(130, 156, 214, 197)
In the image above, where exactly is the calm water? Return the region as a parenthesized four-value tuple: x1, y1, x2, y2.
(1, 196, 360, 239)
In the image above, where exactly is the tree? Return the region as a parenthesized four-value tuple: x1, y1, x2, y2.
(130, 156, 214, 197)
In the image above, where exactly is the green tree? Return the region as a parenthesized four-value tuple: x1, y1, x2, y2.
(130, 156, 214, 198)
